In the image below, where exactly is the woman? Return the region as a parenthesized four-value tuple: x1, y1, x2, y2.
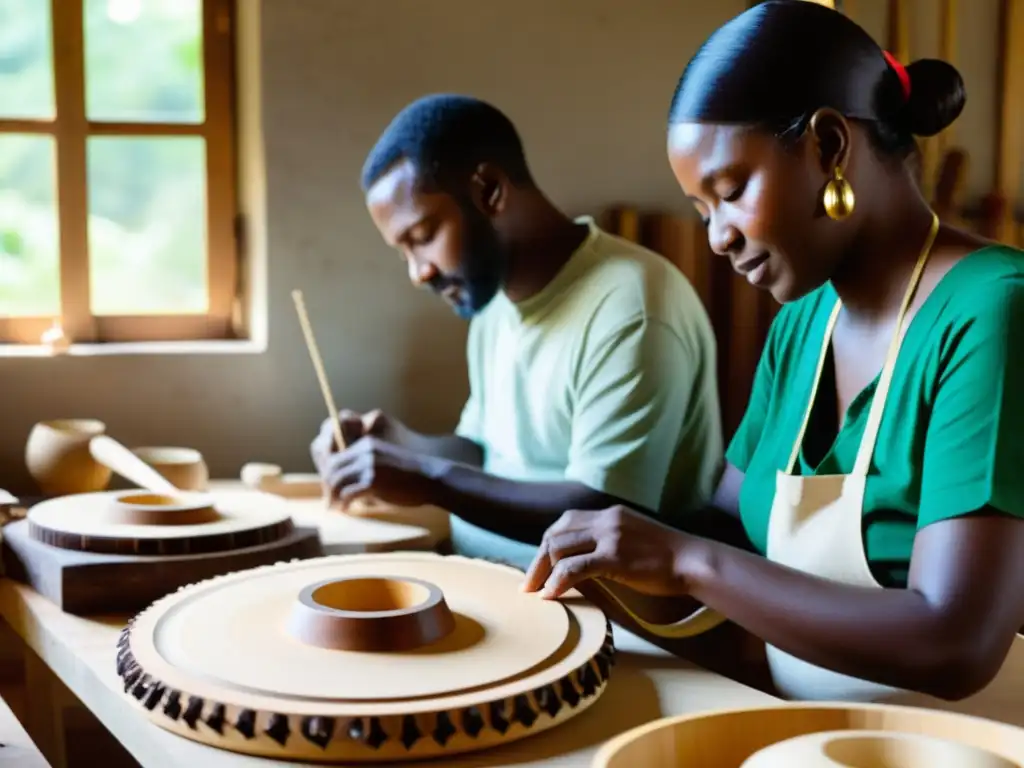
(522, 0, 1024, 724)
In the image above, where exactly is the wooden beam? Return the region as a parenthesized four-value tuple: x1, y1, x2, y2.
(922, 0, 957, 204)
(886, 0, 910, 62)
(935, 0, 957, 158)
(0, 119, 55, 134)
(86, 121, 206, 136)
(993, 0, 1024, 241)
(202, 0, 240, 326)
(50, 0, 95, 343)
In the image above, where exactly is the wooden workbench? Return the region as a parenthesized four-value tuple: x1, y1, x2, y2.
(0, 677, 50, 767)
(0, 484, 779, 765)
(0, 577, 778, 767)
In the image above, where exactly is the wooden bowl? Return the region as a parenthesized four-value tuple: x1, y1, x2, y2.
(25, 419, 111, 495)
(591, 703, 1024, 768)
(742, 729, 1016, 768)
(131, 446, 209, 491)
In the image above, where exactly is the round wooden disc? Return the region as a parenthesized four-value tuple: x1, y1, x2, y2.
(29, 489, 294, 555)
(118, 553, 615, 763)
(153, 555, 569, 700)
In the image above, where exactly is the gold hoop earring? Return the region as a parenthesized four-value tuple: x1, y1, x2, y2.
(823, 167, 855, 220)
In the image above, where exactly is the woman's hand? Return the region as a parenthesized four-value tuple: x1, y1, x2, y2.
(521, 505, 700, 599)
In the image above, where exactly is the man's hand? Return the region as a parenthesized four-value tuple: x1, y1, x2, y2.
(310, 409, 411, 476)
(321, 437, 448, 509)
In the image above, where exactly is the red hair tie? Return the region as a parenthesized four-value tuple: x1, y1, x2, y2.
(883, 50, 911, 100)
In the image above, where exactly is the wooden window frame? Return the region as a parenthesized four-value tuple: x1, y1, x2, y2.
(0, 0, 240, 346)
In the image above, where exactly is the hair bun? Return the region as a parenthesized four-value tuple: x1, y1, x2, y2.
(901, 59, 966, 137)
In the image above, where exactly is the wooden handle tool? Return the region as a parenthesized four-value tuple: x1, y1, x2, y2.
(291, 290, 346, 452)
(89, 435, 181, 496)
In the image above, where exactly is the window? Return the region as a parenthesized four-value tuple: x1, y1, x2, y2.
(0, 0, 239, 346)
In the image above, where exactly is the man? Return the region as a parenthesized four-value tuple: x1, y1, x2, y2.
(311, 93, 723, 570)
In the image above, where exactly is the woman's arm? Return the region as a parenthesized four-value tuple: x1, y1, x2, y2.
(672, 268, 1024, 697)
(579, 462, 749, 626)
(685, 511, 1024, 700)
(525, 504, 1024, 701)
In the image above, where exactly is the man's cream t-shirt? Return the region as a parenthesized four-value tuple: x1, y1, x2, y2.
(452, 216, 723, 568)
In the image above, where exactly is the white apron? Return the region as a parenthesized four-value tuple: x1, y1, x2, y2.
(765, 212, 1024, 725)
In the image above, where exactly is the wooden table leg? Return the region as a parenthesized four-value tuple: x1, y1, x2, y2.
(22, 649, 66, 768)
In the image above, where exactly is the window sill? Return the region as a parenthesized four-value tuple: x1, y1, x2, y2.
(0, 338, 267, 358)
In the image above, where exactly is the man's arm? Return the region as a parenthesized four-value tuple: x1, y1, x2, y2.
(390, 428, 484, 468)
(432, 464, 626, 542)
(325, 310, 708, 542)
(323, 410, 485, 468)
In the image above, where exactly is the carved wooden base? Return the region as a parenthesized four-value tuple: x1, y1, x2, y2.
(116, 554, 615, 762)
(1, 520, 323, 615)
(117, 618, 615, 763)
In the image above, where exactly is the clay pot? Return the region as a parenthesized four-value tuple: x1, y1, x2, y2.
(25, 419, 111, 496)
(131, 447, 209, 491)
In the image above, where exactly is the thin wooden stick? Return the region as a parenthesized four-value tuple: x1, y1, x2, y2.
(291, 290, 346, 451)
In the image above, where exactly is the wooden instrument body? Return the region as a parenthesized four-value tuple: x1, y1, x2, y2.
(1, 519, 320, 615)
(117, 553, 615, 763)
(237, 463, 451, 548)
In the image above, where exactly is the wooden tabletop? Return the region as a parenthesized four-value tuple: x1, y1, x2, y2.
(0, 577, 778, 767)
(0, 482, 778, 765)
(207, 480, 452, 553)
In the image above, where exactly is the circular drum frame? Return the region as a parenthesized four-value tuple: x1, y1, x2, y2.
(28, 489, 296, 556)
(116, 553, 616, 763)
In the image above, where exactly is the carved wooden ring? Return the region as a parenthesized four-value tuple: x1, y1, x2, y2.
(105, 491, 221, 527)
(27, 489, 296, 556)
(286, 576, 456, 652)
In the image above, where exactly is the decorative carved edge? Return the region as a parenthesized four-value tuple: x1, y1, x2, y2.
(117, 619, 614, 754)
(29, 517, 295, 556)
(114, 555, 616, 757)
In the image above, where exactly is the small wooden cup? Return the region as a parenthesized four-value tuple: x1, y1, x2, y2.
(285, 575, 456, 653)
(131, 447, 209, 491)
